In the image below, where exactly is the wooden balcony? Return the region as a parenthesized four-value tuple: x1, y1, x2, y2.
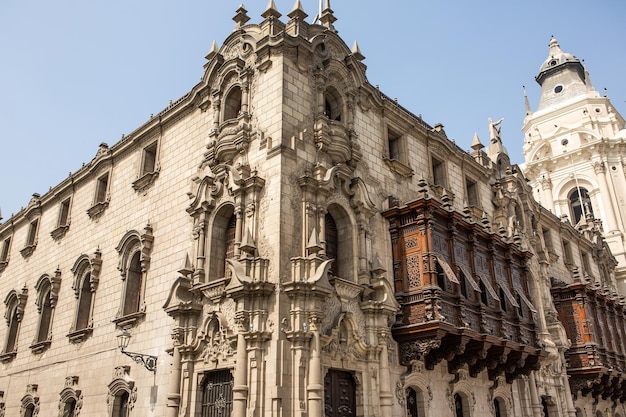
(383, 197, 543, 381)
(551, 281, 626, 401)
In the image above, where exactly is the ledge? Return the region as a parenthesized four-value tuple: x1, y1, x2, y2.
(87, 200, 109, 220)
(383, 157, 414, 177)
(132, 170, 159, 193)
(20, 244, 37, 258)
(29, 339, 51, 354)
(67, 327, 93, 344)
(112, 311, 145, 329)
(50, 224, 70, 241)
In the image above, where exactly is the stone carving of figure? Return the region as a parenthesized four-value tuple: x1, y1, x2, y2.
(488, 117, 504, 143)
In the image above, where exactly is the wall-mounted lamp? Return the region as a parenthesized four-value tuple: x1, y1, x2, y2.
(117, 329, 157, 373)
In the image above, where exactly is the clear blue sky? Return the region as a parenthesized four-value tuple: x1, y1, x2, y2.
(1, 1, 625, 219)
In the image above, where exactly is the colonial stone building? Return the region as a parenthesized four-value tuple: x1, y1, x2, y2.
(0, 3, 625, 417)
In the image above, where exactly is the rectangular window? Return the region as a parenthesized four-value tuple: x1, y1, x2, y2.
(27, 219, 39, 246)
(542, 228, 553, 252)
(388, 128, 402, 161)
(581, 250, 591, 276)
(0, 236, 11, 262)
(58, 198, 71, 226)
(96, 173, 109, 203)
(466, 178, 478, 207)
(562, 240, 573, 265)
(431, 156, 446, 187)
(141, 142, 158, 175)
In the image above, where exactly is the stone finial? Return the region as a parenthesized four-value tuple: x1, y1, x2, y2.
(287, 0, 307, 20)
(178, 252, 194, 277)
(262, 0, 282, 19)
(523, 86, 532, 116)
(205, 40, 219, 61)
(319, 0, 337, 32)
(548, 37, 562, 57)
(470, 133, 484, 151)
(351, 41, 365, 61)
(233, 4, 250, 29)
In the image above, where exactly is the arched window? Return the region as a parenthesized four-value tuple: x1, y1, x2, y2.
(61, 398, 77, 417)
(69, 251, 101, 342)
(59, 376, 82, 417)
(406, 387, 426, 417)
(24, 404, 35, 417)
(208, 205, 237, 281)
(325, 213, 338, 276)
(32, 273, 61, 352)
(324, 87, 343, 121)
(122, 251, 143, 316)
(20, 385, 39, 417)
(325, 205, 355, 280)
(37, 286, 53, 343)
(569, 187, 593, 224)
(5, 303, 20, 353)
(2, 288, 27, 360)
(223, 86, 242, 121)
(454, 393, 465, 417)
(114, 226, 153, 327)
(224, 214, 237, 278)
(107, 366, 136, 417)
(494, 397, 505, 417)
(76, 272, 93, 330)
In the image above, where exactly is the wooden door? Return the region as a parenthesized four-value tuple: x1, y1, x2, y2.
(324, 370, 356, 417)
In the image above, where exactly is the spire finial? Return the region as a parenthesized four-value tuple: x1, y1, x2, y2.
(288, 0, 307, 20)
(351, 41, 365, 61)
(523, 85, 532, 116)
(205, 40, 219, 61)
(319, 0, 337, 32)
(262, 0, 282, 19)
(471, 133, 484, 151)
(233, 4, 250, 30)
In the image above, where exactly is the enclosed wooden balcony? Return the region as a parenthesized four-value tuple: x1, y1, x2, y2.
(383, 197, 543, 381)
(551, 280, 626, 401)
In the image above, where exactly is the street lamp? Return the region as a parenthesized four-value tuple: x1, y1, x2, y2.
(116, 329, 157, 373)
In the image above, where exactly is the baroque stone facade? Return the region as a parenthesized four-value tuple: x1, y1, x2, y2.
(0, 3, 625, 417)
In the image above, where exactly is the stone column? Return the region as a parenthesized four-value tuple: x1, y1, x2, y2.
(241, 80, 249, 115)
(528, 372, 543, 417)
(307, 319, 323, 417)
(593, 161, 620, 232)
(166, 344, 182, 417)
(562, 372, 577, 417)
(540, 175, 554, 212)
(378, 332, 393, 416)
(195, 214, 207, 282)
(232, 320, 249, 417)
